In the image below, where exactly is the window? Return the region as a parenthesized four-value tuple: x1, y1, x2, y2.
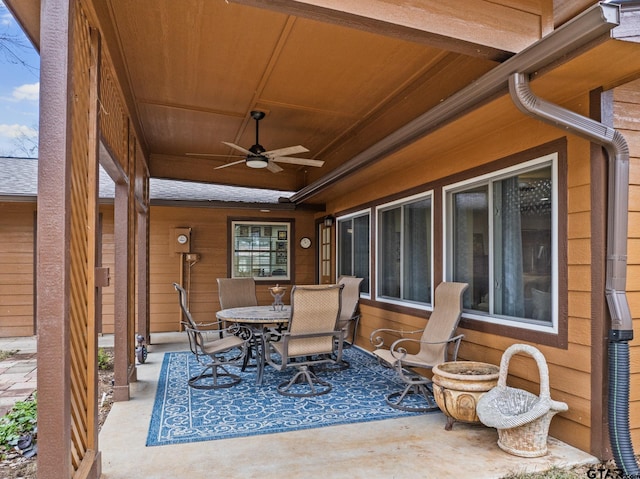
(337, 211, 370, 295)
(231, 221, 291, 280)
(444, 153, 557, 331)
(376, 193, 432, 307)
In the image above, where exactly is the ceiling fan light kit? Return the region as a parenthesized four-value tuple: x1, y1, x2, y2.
(246, 157, 269, 168)
(200, 110, 324, 173)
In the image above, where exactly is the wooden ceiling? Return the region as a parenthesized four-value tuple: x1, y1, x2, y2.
(7, 0, 602, 200)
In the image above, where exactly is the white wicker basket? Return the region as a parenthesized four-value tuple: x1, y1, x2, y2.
(476, 344, 568, 457)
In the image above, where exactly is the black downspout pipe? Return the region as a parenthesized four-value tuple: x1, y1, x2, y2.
(509, 72, 638, 476)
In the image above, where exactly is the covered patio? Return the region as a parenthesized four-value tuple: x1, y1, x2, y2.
(98, 332, 596, 479)
(2, 1, 640, 477)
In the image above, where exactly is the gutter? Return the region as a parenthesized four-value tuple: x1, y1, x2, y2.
(509, 72, 638, 476)
(289, 2, 620, 204)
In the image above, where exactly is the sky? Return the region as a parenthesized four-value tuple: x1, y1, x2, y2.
(0, 0, 39, 157)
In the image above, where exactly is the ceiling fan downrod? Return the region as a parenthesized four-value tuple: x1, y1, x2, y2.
(246, 111, 268, 167)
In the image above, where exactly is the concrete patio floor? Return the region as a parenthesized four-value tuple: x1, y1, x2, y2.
(99, 332, 598, 479)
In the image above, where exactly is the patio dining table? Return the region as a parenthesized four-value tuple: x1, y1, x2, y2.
(216, 305, 290, 386)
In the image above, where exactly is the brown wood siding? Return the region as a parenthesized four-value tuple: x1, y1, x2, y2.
(333, 92, 600, 452)
(154, 206, 316, 332)
(613, 78, 640, 450)
(96, 205, 317, 333)
(0, 203, 35, 337)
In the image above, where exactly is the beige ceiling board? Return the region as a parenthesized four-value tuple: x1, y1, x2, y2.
(4, 0, 40, 49)
(243, 105, 353, 162)
(553, 0, 598, 28)
(136, 104, 244, 158)
(260, 17, 446, 115)
(231, 0, 543, 60)
(108, 0, 289, 112)
(303, 53, 497, 185)
(528, 40, 640, 102)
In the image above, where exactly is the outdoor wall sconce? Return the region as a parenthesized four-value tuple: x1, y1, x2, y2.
(324, 215, 335, 227)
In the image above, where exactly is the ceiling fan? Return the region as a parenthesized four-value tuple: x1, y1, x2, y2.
(188, 111, 324, 173)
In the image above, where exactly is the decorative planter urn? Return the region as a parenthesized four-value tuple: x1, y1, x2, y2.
(432, 361, 500, 430)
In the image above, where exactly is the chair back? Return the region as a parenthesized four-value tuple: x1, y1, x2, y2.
(173, 282, 196, 328)
(337, 276, 363, 326)
(173, 282, 204, 355)
(287, 284, 343, 357)
(418, 282, 468, 364)
(217, 277, 258, 309)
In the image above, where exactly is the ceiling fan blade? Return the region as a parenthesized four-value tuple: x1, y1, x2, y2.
(266, 161, 283, 173)
(214, 159, 246, 170)
(186, 152, 244, 158)
(271, 156, 325, 167)
(263, 145, 309, 158)
(222, 141, 253, 156)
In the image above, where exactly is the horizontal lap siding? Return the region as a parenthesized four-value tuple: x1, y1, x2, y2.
(614, 79, 640, 452)
(144, 205, 315, 333)
(94, 204, 318, 333)
(342, 95, 598, 451)
(0, 203, 34, 337)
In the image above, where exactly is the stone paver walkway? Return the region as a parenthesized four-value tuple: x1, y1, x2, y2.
(0, 352, 37, 416)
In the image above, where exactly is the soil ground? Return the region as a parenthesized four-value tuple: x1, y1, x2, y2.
(0, 348, 114, 479)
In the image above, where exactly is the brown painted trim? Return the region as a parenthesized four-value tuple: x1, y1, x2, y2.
(590, 87, 612, 460)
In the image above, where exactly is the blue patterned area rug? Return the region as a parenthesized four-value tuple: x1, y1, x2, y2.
(146, 347, 435, 446)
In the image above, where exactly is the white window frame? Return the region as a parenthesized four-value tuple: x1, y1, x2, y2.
(336, 209, 371, 298)
(375, 191, 434, 310)
(231, 220, 291, 281)
(442, 153, 558, 334)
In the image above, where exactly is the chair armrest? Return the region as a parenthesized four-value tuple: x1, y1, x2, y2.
(388, 333, 465, 361)
(369, 327, 425, 349)
(194, 320, 228, 330)
(185, 321, 253, 343)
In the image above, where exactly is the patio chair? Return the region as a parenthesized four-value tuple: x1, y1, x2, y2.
(264, 284, 344, 397)
(217, 277, 260, 368)
(174, 282, 251, 389)
(337, 276, 364, 346)
(217, 277, 258, 309)
(370, 281, 468, 412)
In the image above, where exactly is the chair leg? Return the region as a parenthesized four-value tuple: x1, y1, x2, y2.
(277, 366, 332, 397)
(188, 364, 241, 390)
(386, 381, 439, 413)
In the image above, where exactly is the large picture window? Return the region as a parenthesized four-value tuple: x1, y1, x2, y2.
(444, 154, 557, 331)
(337, 211, 370, 295)
(376, 193, 432, 308)
(231, 221, 291, 280)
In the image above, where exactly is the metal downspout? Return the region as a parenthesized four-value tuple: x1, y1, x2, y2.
(509, 72, 638, 475)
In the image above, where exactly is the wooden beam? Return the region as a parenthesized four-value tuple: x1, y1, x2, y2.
(231, 0, 545, 61)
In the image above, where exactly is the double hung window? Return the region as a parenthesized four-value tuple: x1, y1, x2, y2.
(376, 193, 432, 307)
(444, 154, 557, 331)
(337, 211, 370, 295)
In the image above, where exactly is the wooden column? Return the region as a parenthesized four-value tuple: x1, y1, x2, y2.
(36, 0, 73, 477)
(113, 181, 131, 400)
(137, 205, 150, 343)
